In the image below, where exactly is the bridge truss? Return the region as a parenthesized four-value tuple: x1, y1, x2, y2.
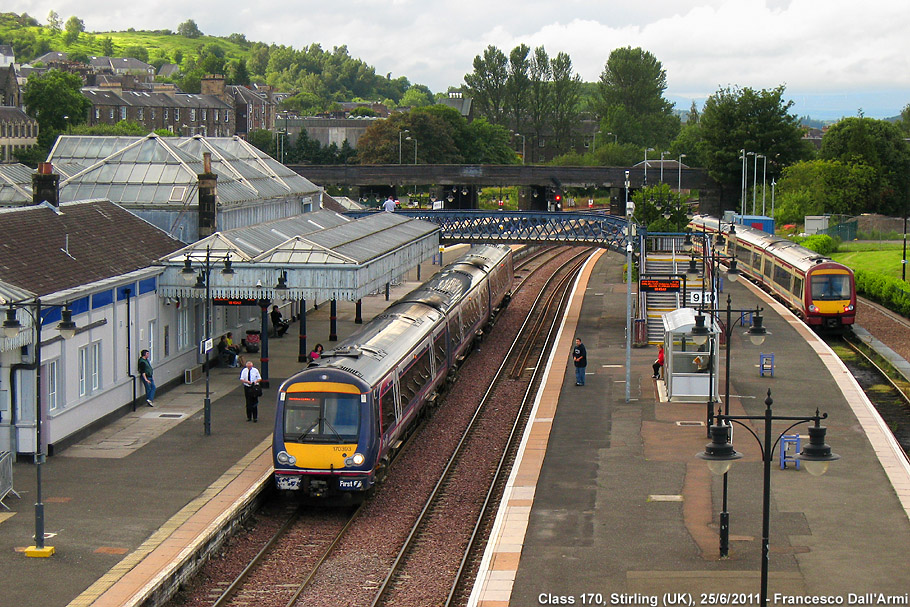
(347, 210, 642, 252)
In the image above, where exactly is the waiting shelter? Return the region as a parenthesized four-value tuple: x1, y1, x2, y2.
(661, 307, 720, 403)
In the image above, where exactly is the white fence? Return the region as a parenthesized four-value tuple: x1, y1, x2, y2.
(0, 451, 19, 510)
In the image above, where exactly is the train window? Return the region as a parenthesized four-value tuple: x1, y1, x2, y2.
(398, 348, 431, 408)
(793, 277, 804, 299)
(752, 251, 761, 269)
(284, 392, 360, 442)
(379, 381, 396, 432)
(811, 274, 851, 300)
(763, 258, 774, 280)
(434, 333, 447, 371)
(773, 265, 791, 289)
(736, 245, 750, 267)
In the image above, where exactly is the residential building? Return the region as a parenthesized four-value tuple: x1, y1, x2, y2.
(89, 56, 156, 76)
(0, 107, 38, 163)
(0, 44, 14, 67)
(81, 88, 235, 137)
(0, 64, 20, 108)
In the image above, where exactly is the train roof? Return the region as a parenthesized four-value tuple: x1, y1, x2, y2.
(307, 300, 441, 386)
(691, 215, 838, 273)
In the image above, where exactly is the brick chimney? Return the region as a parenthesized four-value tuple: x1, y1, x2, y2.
(32, 162, 60, 207)
(197, 152, 218, 239)
(201, 74, 226, 97)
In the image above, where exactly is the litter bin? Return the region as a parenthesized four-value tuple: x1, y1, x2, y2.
(633, 318, 648, 347)
(243, 330, 261, 353)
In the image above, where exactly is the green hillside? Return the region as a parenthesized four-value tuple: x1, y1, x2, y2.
(0, 12, 416, 110)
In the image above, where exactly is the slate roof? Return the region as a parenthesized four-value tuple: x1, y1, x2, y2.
(0, 199, 184, 297)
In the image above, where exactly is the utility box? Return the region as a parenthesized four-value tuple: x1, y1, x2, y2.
(804, 215, 830, 235)
(735, 214, 775, 234)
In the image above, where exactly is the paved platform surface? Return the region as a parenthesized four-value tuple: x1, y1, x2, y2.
(470, 251, 910, 606)
(0, 248, 468, 607)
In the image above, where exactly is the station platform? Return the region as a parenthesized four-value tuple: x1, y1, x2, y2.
(470, 251, 910, 605)
(4, 245, 910, 607)
(0, 248, 467, 607)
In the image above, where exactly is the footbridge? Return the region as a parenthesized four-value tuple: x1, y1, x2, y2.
(346, 209, 639, 252)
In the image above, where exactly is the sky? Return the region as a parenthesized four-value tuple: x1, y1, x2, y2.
(8, 0, 910, 120)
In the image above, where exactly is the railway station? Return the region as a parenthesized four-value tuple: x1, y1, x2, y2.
(0, 224, 909, 606)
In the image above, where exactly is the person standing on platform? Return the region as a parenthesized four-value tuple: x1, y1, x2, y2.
(382, 196, 397, 212)
(573, 337, 587, 386)
(652, 344, 665, 379)
(240, 361, 262, 422)
(138, 349, 155, 406)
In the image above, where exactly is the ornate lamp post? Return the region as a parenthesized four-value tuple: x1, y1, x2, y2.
(698, 391, 839, 604)
(3, 299, 79, 557)
(180, 246, 235, 436)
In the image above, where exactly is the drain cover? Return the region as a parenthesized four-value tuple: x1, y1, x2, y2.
(676, 420, 705, 427)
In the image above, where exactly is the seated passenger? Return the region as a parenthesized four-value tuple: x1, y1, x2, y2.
(218, 336, 239, 367)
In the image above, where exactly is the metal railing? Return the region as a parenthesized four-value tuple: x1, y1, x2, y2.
(0, 451, 20, 510)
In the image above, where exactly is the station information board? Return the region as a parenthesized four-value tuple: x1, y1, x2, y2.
(639, 278, 682, 293)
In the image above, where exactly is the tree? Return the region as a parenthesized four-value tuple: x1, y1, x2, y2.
(505, 44, 531, 134)
(526, 46, 552, 163)
(774, 159, 876, 223)
(819, 116, 910, 215)
(101, 37, 114, 56)
(596, 46, 679, 148)
(23, 69, 90, 134)
(400, 85, 433, 108)
(177, 19, 203, 39)
(550, 52, 582, 154)
(227, 59, 250, 86)
(898, 104, 910, 136)
(124, 45, 149, 63)
(63, 16, 85, 45)
(695, 85, 806, 209)
(464, 45, 509, 125)
(466, 118, 518, 164)
(47, 10, 61, 32)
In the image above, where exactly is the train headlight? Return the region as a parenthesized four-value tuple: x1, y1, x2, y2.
(845, 304, 854, 312)
(809, 305, 819, 313)
(277, 451, 296, 466)
(345, 453, 366, 467)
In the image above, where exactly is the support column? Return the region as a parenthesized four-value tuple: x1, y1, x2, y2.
(355, 299, 363, 324)
(385, 282, 390, 301)
(330, 299, 338, 341)
(297, 298, 308, 363)
(258, 299, 270, 388)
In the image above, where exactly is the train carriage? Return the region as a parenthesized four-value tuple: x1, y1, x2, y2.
(689, 216, 855, 330)
(273, 245, 513, 498)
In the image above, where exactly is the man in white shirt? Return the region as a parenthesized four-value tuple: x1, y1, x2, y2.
(240, 362, 262, 422)
(382, 196, 396, 212)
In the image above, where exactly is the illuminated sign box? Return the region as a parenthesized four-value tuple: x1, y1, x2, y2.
(213, 298, 259, 306)
(639, 278, 682, 293)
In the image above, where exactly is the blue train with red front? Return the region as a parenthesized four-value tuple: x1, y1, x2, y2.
(273, 245, 514, 498)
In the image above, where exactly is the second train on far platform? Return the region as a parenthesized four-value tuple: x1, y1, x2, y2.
(272, 245, 514, 498)
(689, 215, 856, 330)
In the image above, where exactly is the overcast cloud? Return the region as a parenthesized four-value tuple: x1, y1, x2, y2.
(8, 0, 910, 119)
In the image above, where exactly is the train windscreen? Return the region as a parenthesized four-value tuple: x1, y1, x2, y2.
(810, 274, 851, 300)
(284, 393, 360, 442)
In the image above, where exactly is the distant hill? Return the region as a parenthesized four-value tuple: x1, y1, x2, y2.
(0, 12, 415, 109)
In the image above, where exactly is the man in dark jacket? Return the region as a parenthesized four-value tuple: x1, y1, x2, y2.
(573, 337, 587, 386)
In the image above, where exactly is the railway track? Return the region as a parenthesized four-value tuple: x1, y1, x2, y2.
(169, 246, 591, 607)
(368, 249, 592, 607)
(828, 333, 910, 457)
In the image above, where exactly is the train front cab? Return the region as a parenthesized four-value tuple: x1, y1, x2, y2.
(273, 373, 377, 497)
(805, 263, 855, 329)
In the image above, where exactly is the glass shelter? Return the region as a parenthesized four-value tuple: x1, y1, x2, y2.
(661, 307, 719, 402)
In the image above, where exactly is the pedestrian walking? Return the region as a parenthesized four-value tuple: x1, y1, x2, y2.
(138, 349, 156, 406)
(573, 337, 587, 386)
(652, 344, 665, 379)
(382, 196, 397, 212)
(240, 361, 262, 422)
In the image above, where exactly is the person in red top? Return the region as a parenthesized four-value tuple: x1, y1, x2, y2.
(652, 344, 665, 379)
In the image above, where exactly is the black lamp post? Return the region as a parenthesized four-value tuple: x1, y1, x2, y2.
(698, 391, 839, 605)
(180, 246, 235, 436)
(692, 295, 767, 555)
(3, 299, 78, 557)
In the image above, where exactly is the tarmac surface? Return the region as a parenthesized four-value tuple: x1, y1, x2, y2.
(471, 250, 910, 606)
(2, 245, 909, 607)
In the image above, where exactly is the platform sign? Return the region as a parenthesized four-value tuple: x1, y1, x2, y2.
(689, 291, 717, 305)
(639, 278, 682, 293)
(213, 298, 258, 306)
(200, 338, 213, 355)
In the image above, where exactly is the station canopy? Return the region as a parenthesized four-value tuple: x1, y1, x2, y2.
(158, 210, 440, 302)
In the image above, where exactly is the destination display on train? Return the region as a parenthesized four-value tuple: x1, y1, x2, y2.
(639, 278, 682, 293)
